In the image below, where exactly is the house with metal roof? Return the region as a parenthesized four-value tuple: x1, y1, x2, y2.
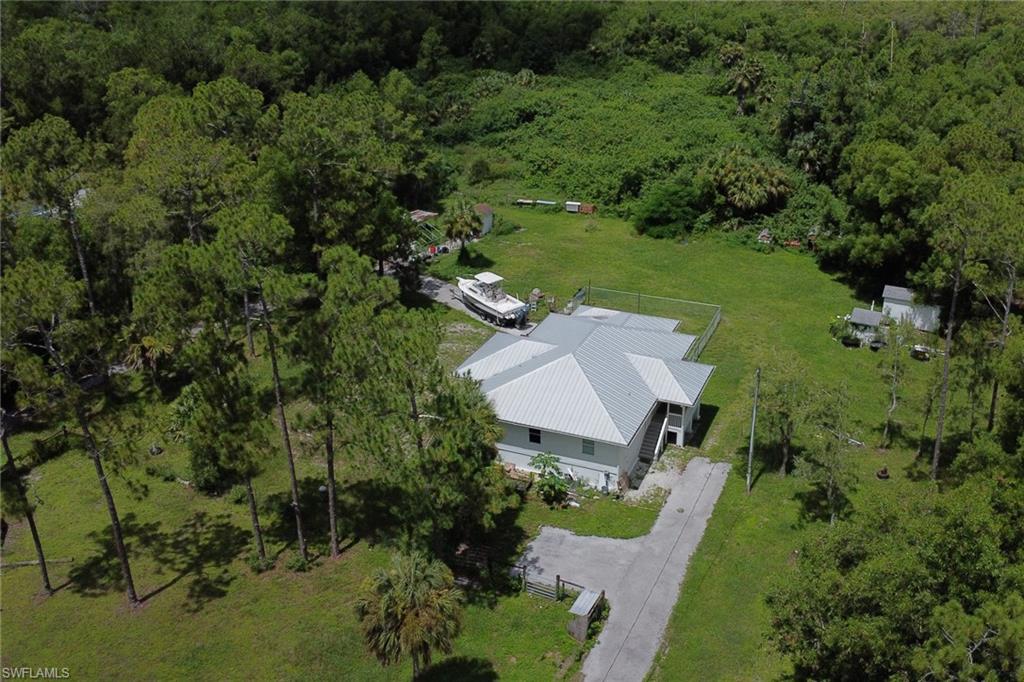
(457, 306, 715, 491)
(882, 285, 940, 332)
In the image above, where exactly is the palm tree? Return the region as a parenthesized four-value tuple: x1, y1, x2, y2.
(729, 58, 765, 116)
(356, 551, 463, 679)
(443, 201, 481, 252)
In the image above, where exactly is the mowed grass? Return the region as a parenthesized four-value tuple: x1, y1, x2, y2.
(518, 492, 663, 541)
(430, 208, 942, 679)
(0, 314, 590, 681)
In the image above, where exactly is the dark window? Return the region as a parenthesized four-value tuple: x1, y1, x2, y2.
(668, 404, 683, 415)
(582, 439, 595, 455)
(529, 428, 541, 444)
(666, 431, 678, 445)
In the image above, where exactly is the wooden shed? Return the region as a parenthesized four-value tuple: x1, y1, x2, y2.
(567, 589, 605, 642)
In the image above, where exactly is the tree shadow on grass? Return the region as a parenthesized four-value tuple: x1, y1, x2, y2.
(734, 440, 804, 493)
(69, 511, 248, 612)
(263, 476, 401, 559)
(792, 484, 853, 529)
(456, 246, 495, 269)
(903, 432, 965, 483)
(419, 657, 498, 682)
(686, 404, 719, 449)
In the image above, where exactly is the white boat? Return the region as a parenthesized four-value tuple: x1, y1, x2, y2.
(456, 272, 529, 326)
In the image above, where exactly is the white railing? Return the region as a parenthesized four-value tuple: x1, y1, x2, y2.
(654, 414, 670, 459)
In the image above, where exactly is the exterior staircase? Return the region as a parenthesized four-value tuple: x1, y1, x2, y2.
(628, 404, 667, 489)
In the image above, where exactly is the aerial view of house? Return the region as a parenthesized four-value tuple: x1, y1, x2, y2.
(2, 3, 1022, 681)
(459, 307, 713, 490)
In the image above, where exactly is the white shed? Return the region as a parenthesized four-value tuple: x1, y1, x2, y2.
(474, 203, 493, 235)
(882, 286, 940, 332)
(565, 201, 582, 213)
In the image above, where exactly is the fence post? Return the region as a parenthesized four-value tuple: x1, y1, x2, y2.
(556, 574, 561, 600)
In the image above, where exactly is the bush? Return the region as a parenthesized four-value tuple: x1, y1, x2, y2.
(633, 181, 703, 239)
(468, 158, 491, 184)
(530, 452, 569, 506)
(226, 484, 248, 505)
(189, 449, 235, 493)
(285, 553, 311, 573)
(145, 461, 178, 482)
(248, 552, 274, 574)
(490, 215, 520, 236)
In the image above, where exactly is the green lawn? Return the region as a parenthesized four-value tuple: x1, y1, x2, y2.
(430, 207, 943, 679)
(5, 209, 948, 680)
(518, 491, 663, 541)
(0, 311, 595, 681)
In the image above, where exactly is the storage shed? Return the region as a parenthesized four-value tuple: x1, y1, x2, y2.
(567, 589, 605, 642)
(474, 203, 494, 235)
(565, 201, 581, 213)
(882, 285, 940, 332)
(848, 307, 885, 343)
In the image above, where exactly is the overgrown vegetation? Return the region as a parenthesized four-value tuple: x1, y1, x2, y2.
(2, 2, 1023, 679)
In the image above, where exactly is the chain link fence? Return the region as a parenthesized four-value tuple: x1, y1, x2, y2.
(562, 285, 721, 360)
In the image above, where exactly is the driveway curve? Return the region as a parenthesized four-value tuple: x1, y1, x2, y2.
(520, 457, 730, 681)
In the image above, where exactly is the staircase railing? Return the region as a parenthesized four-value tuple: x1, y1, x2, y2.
(654, 413, 670, 459)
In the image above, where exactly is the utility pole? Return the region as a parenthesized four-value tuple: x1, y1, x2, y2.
(746, 367, 760, 494)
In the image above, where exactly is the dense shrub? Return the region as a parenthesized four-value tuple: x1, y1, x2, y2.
(632, 181, 703, 239)
(530, 452, 569, 506)
(467, 158, 491, 184)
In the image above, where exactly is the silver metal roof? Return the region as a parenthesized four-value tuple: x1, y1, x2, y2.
(850, 307, 884, 327)
(574, 305, 680, 332)
(458, 311, 714, 445)
(459, 338, 556, 381)
(882, 285, 914, 302)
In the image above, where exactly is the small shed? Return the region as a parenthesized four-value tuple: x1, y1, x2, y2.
(882, 285, 939, 333)
(567, 589, 605, 642)
(474, 203, 494, 235)
(579, 203, 596, 214)
(565, 201, 581, 213)
(848, 307, 885, 343)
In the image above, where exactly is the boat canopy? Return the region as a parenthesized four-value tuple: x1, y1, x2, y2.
(475, 272, 504, 285)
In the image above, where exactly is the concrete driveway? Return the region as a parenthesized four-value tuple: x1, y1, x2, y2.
(520, 457, 731, 682)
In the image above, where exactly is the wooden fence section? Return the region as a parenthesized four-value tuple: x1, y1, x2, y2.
(512, 565, 586, 602)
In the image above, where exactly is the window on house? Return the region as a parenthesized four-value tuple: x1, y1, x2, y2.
(668, 404, 683, 415)
(529, 428, 541, 444)
(582, 439, 595, 456)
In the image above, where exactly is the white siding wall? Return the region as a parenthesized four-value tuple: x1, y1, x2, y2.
(883, 299, 940, 332)
(497, 402, 669, 489)
(499, 423, 621, 488)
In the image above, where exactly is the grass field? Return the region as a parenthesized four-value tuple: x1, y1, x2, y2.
(4, 208, 948, 680)
(0, 307, 613, 681)
(430, 207, 943, 679)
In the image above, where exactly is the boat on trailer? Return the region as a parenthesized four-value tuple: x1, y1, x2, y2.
(456, 272, 529, 327)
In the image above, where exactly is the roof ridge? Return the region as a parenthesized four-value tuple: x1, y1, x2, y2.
(487, 353, 626, 443)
